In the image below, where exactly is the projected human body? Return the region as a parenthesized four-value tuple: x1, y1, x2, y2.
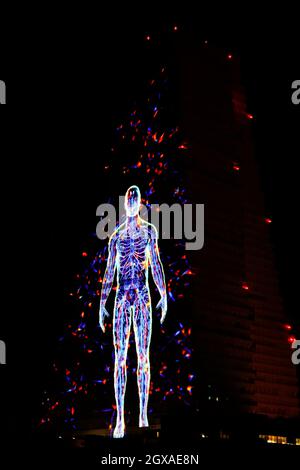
(99, 186, 167, 438)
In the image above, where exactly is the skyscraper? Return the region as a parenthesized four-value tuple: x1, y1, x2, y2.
(178, 43, 300, 418)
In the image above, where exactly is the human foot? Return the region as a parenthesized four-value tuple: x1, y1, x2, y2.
(139, 415, 149, 428)
(113, 419, 125, 438)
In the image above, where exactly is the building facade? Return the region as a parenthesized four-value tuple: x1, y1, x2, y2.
(178, 43, 300, 418)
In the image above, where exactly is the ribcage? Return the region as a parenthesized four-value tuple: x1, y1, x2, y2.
(118, 227, 149, 281)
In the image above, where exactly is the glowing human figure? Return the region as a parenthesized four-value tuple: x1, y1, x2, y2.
(99, 186, 167, 438)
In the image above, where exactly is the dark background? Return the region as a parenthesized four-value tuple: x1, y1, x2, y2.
(0, 5, 299, 442)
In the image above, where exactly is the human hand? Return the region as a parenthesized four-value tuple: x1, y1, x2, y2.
(99, 304, 110, 333)
(156, 295, 167, 324)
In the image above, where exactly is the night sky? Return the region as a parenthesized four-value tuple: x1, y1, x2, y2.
(0, 6, 299, 439)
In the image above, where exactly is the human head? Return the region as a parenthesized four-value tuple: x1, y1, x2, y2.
(124, 185, 141, 217)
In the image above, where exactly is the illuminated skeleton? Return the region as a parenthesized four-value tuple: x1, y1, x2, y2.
(99, 186, 167, 438)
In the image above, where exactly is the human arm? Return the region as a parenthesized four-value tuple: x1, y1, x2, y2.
(149, 225, 167, 324)
(99, 233, 117, 332)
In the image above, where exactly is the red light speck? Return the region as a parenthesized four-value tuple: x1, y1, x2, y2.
(247, 113, 254, 120)
(82, 252, 88, 257)
(242, 282, 249, 291)
(227, 54, 233, 60)
(265, 218, 272, 224)
(284, 324, 292, 330)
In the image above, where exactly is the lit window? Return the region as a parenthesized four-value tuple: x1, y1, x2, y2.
(288, 336, 296, 345)
(259, 435, 287, 445)
(232, 161, 240, 172)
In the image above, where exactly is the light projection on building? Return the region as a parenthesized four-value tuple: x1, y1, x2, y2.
(99, 185, 167, 438)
